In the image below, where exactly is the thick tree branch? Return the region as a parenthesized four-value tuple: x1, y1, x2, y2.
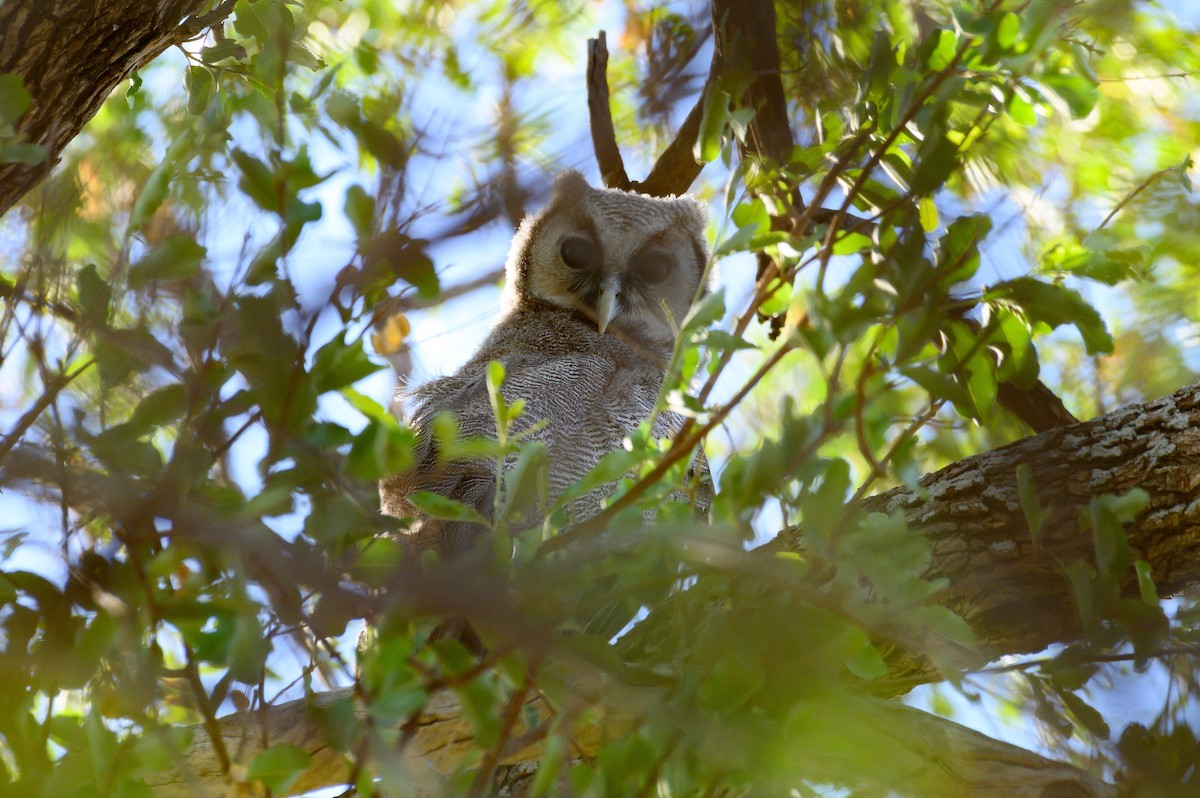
(0, 0, 233, 219)
(767, 382, 1200, 683)
(585, 28, 710, 197)
(711, 0, 793, 163)
(149, 673, 1115, 797)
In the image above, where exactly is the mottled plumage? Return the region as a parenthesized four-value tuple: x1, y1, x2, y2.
(380, 170, 710, 558)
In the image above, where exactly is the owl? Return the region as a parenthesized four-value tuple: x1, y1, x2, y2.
(379, 170, 711, 562)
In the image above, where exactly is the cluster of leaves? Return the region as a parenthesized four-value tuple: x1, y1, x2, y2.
(0, 0, 1198, 795)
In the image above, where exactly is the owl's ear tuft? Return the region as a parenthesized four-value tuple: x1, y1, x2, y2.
(674, 195, 709, 239)
(551, 170, 593, 201)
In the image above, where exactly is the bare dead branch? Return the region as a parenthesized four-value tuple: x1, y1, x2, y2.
(586, 32, 632, 191)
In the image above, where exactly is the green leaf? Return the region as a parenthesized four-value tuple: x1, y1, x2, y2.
(799, 458, 851, 536)
(844, 635, 888, 681)
(936, 215, 992, 286)
(129, 234, 206, 288)
(903, 365, 971, 411)
(682, 290, 726, 336)
(1016, 464, 1048, 548)
(347, 417, 413, 480)
(0, 72, 32, 127)
(1089, 490, 1147, 578)
(1058, 691, 1110, 741)
(313, 335, 380, 393)
(183, 66, 214, 116)
(367, 685, 429, 726)
(995, 13, 1021, 50)
(77, 264, 112, 328)
(228, 614, 271, 683)
(201, 38, 247, 64)
(354, 537, 405, 588)
(486, 359, 508, 430)
(1063, 560, 1098, 631)
(125, 70, 143, 99)
(918, 197, 939, 232)
(924, 30, 957, 71)
(964, 350, 997, 417)
(758, 279, 792, 317)
(909, 605, 975, 648)
(910, 135, 959, 196)
(988, 278, 1113, 354)
(247, 744, 311, 795)
(231, 149, 278, 212)
(700, 329, 756, 353)
(361, 230, 439, 297)
(990, 308, 1039, 387)
(497, 441, 548, 524)
(126, 384, 188, 434)
(1043, 73, 1098, 119)
(344, 185, 375, 239)
(832, 231, 872, 255)
(407, 491, 488, 526)
(1089, 500, 1130, 580)
(129, 165, 172, 231)
(95, 327, 176, 385)
(1007, 93, 1037, 127)
(695, 88, 731, 164)
(1134, 560, 1157, 604)
(283, 198, 323, 247)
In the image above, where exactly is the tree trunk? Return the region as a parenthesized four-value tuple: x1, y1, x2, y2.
(0, 0, 219, 218)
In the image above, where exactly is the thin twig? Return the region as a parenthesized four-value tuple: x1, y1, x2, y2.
(467, 663, 539, 798)
(1097, 164, 1182, 231)
(175, 0, 239, 42)
(372, 266, 505, 322)
(1098, 70, 1200, 82)
(0, 359, 93, 461)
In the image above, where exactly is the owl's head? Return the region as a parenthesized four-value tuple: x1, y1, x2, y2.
(504, 171, 709, 347)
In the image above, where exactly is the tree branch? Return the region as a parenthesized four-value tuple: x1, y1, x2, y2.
(586, 32, 631, 191)
(0, 0, 221, 219)
(767, 381, 1200, 683)
(148, 671, 1116, 797)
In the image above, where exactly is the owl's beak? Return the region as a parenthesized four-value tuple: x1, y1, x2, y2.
(595, 282, 620, 335)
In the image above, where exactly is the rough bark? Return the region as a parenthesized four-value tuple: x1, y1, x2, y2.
(0, 0, 227, 219)
(767, 382, 1200, 682)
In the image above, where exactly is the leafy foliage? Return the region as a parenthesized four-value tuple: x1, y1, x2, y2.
(0, 0, 1198, 795)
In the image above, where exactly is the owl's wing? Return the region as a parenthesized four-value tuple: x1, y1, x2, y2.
(380, 372, 501, 559)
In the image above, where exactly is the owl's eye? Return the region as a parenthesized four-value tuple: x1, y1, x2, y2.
(630, 246, 674, 284)
(559, 234, 601, 271)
